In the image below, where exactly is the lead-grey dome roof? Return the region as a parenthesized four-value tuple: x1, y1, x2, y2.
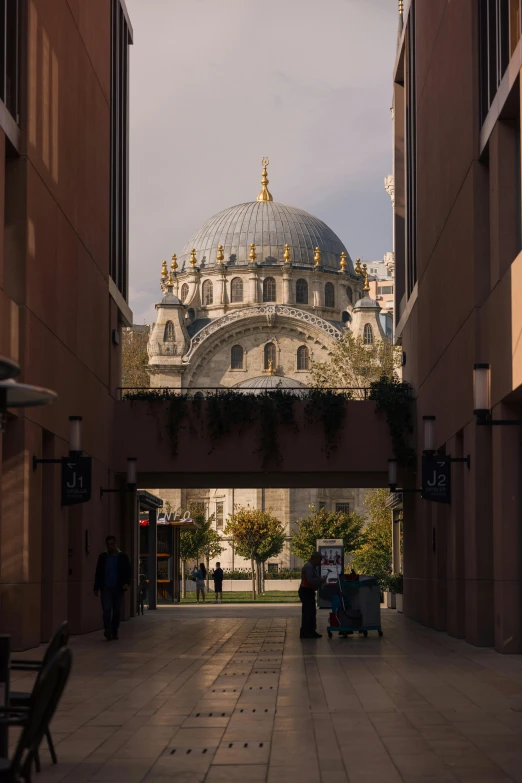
(234, 375, 307, 393)
(178, 201, 353, 273)
(353, 295, 381, 310)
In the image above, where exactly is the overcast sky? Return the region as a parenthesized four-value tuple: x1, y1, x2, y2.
(125, 0, 398, 324)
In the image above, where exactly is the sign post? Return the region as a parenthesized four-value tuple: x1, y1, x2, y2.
(61, 457, 92, 506)
(316, 538, 344, 608)
(421, 455, 451, 504)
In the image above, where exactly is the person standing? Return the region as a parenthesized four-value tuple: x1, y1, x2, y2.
(298, 552, 326, 639)
(94, 535, 132, 640)
(193, 562, 207, 603)
(213, 562, 224, 603)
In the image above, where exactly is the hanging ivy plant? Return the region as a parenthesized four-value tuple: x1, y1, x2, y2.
(304, 388, 352, 456)
(369, 376, 415, 466)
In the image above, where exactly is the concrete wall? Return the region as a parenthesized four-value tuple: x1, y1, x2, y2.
(0, 0, 130, 649)
(396, 1, 522, 652)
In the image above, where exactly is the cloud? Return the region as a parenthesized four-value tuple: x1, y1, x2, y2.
(126, 0, 398, 323)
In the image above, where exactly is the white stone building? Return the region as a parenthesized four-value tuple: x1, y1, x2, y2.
(146, 161, 388, 571)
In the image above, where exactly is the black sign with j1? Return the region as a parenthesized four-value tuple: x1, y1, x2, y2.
(421, 455, 451, 504)
(61, 457, 92, 506)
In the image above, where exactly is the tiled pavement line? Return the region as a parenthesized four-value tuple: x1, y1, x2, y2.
(14, 607, 522, 783)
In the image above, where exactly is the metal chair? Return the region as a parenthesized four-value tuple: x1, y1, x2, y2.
(9, 622, 70, 766)
(0, 647, 72, 782)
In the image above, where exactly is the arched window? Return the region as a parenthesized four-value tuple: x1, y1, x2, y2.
(342, 311, 351, 324)
(264, 342, 276, 370)
(163, 320, 175, 341)
(202, 280, 213, 306)
(346, 286, 353, 304)
(325, 282, 335, 308)
(231, 277, 243, 303)
(231, 345, 244, 370)
(263, 277, 276, 302)
(363, 324, 374, 345)
(297, 345, 310, 371)
(296, 279, 308, 305)
(181, 283, 189, 302)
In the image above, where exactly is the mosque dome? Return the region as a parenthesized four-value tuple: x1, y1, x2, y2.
(234, 375, 306, 392)
(353, 295, 381, 310)
(177, 160, 354, 274)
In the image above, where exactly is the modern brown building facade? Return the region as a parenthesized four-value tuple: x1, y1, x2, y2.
(395, 0, 522, 652)
(0, 0, 133, 650)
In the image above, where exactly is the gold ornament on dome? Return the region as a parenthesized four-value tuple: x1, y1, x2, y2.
(268, 358, 274, 376)
(340, 251, 347, 272)
(171, 254, 178, 273)
(189, 248, 197, 267)
(355, 257, 362, 275)
(314, 247, 322, 268)
(216, 245, 225, 264)
(257, 157, 273, 202)
(283, 243, 291, 264)
(399, 0, 404, 14)
(161, 260, 168, 279)
(363, 269, 370, 292)
(167, 271, 174, 287)
(249, 243, 257, 262)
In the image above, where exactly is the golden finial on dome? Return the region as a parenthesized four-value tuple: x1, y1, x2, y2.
(283, 243, 291, 264)
(161, 260, 168, 279)
(249, 243, 257, 262)
(189, 248, 197, 267)
(216, 245, 225, 264)
(355, 257, 362, 275)
(167, 271, 174, 287)
(171, 254, 178, 273)
(399, 0, 404, 14)
(340, 251, 347, 272)
(314, 247, 322, 268)
(268, 358, 274, 376)
(363, 266, 370, 292)
(257, 157, 273, 202)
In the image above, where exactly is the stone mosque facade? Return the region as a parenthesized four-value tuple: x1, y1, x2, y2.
(147, 161, 388, 571)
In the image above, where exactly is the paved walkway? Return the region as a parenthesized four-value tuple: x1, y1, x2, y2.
(13, 605, 522, 783)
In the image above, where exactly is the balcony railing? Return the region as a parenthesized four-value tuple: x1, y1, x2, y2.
(117, 386, 374, 401)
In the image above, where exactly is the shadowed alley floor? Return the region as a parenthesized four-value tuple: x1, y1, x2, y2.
(14, 605, 522, 783)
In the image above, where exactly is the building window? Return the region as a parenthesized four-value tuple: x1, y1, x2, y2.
(110, 0, 132, 300)
(181, 283, 189, 302)
(318, 501, 326, 510)
(363, 324, 374, 345)
(267, 563, 279, 573)
(216, 501, 224, 530)
(231, 344, 244, 369)
(264, 342, 276, 370)
(325, 282, 335, 308)
(296, 278, 308, 304)
(263, 277, 276, 302)
(378, 285, 394, 295)
(202, 280, 213, 306)
(405, 4, 417, 296)
(297, 345, 310, 370)
(342, 311, 351, 323)
(163, 321, 175, 341)
(231, 277, 243, 302)
(346, 286, 353, 304)
(0, 0, 20, 122)
(335, 502, 350, 514)
(480, 0, 520, 122)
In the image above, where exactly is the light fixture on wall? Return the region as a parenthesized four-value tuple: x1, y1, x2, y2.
(0, 356, 58, 434)
(422, 415, 435, 453)
(33, 415, 85, 470)
(100, 457, 138, 498)
(473, 363, 522, 425)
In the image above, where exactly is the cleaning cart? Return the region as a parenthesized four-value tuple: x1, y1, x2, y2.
(325, 575, 383, 639)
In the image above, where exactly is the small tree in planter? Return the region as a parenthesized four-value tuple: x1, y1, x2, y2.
(224, 508, 285, 599)
(385, 573, 403, 612)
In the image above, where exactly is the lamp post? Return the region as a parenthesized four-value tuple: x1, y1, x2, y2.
(473, 363, 522, 425)
(33, 415, 84, 470)
(100, 457, 137, 498)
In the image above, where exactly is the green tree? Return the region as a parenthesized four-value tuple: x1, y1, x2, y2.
(122, 326, 150, 390)
(179, 504, 224, 595)
(291, 506, 364, 562)
(224, 508, 286, 599)
(351, 488, 392, 584)
(310, 331, 401, 397)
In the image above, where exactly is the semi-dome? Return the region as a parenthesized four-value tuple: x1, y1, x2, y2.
(177, 161, 353, 273)
(235, 375, 306, 391)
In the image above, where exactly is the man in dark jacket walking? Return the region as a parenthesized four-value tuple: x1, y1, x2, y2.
(94, 535, 132, 641)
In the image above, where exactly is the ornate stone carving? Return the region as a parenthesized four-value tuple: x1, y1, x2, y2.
(182, 304, 342, 363)
(384, 175, 395, 207)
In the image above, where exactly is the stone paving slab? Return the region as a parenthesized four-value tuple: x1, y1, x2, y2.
(10, 605, 522, 782)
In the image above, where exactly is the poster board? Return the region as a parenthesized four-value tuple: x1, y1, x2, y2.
(316, 538, 344, 608)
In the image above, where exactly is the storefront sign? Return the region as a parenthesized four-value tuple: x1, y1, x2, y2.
(421, 455, 451, 504)
(61, 457, 92, 506)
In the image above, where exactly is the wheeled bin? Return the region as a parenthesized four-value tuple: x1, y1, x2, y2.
(325, 575, 383, 639)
